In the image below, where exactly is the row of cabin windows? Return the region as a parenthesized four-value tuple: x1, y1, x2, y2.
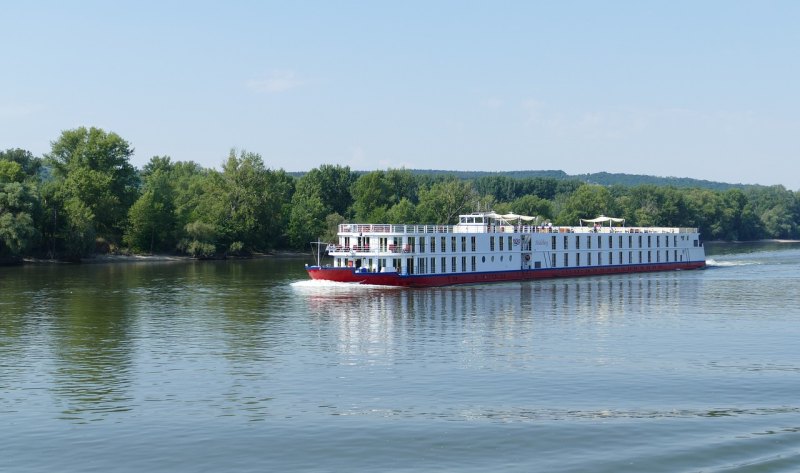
(554, 234, 684, 251)
(413, 254, 517, 274)
(488, 236, 512, 251)
(414, 256, 476, 274)
(551, 250, 683, 268)
(409, 235, 513, 253)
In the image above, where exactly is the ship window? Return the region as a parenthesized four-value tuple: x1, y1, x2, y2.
(461, 237, 466, 252)
(551, 236, 556, 250)
(619, 236, 623, 248)
(563, 253, 568, 267)
(563, 235, 568, 250)
(482, 256, 485, 263)
(441, 237, 446, 253)
(648, 251, 652, 263)
(508, 236, 512, 250)
(587, 235, 592, 249)
(609, 252, 613, 264)
(471, 256, 476, 272)
(451, 236, 456, 252)
(490, 236, 495, 251)
(598, 235, 602, 248)
(588, 253, 592, 265)
(639, 235, 643, 247)
(500, 236, 504, 251)
(551, 254, 556, 267)
(628, 235, 632, 248)
(451, 256, 457, 273)
(576, 237, 581, 250)
(471, 236, 476, 252)
(598, 252, 603, 265)
(648, 235, 652, 247)
(431, 257, 436, 273)
(431, 238, 436, 252)
(419, 237, 425, 253)
(461, 256, 467, 272)
(576, 253, 581, 266)
(619, 252, 623, 264)
(609, 235, 613, 248)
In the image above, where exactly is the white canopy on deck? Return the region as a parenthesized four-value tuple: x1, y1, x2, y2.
(580, 215, 625, 226)
(485, 212, 539, 222)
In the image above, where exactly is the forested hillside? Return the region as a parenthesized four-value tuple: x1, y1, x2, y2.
(2, 127, 798, 262)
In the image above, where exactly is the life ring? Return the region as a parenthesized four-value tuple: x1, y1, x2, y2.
(524, 254, 531, 261)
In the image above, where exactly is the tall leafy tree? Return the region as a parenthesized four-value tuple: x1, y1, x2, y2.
(191, 150, 293, 253)
(385, 197, 417, 223)
(351, 171, 391, 222)
(124, 156, 177, 253)
(287, 165, 355, 249)
(557, 184, 614, 225)
(46, 127, 139, 253)
(0, 174, 37, 258)
(307, 164, 356, 216)
(416, 179, 476, 224)
(510, 194, 553, 220)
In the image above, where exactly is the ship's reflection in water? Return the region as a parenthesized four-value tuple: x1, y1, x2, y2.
(291, 273, 693, 368)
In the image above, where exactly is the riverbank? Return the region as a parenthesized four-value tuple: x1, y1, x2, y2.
(18, 251, 310, 266)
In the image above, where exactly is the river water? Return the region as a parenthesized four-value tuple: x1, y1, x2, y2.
(1, 242, 800, 472)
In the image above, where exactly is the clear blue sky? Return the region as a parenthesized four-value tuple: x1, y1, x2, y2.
(3, 1, 799, 189)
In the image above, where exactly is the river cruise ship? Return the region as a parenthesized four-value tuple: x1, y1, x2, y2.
(305, 212, 706, 287)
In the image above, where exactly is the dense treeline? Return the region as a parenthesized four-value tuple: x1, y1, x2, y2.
(1, 127, 799, 261)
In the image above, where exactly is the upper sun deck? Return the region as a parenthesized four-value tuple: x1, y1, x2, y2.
(337, 212, 699, 236)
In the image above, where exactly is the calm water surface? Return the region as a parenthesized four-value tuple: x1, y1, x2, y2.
(1, 242, 800, 472)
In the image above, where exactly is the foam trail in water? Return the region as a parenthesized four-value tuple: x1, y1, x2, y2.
(290, 280, 401, 290)
(705, 258, 758, 267)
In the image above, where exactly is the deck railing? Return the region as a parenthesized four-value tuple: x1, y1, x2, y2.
(338, 223, 699, 235)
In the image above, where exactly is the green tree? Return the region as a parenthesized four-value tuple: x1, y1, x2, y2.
(303, 164, 356, 216)
(510, 194, 553, 220)
(169, 161, 209, 235)
(746, 186, 798, 239)
(190, 150, 293, 253)
(46, 127, 139, 253)
(385, 197, 417, 223)
(286, 166, 352, 248)
(416, 179, 476, 224)
(351, 171, 391, 222)
(557, 184, 614, 225)
(0, 148, 42, 179)
(124, 157, 177, 252)
(0, 182, 36, 258)
(178, 220, 217, 258)
(288, 191, 326, 249)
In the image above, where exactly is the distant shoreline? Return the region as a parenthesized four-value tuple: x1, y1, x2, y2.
(18, 251, 310, 266)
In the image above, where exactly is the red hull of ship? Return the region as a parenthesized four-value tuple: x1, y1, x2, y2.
(306, 261, 706, 288)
